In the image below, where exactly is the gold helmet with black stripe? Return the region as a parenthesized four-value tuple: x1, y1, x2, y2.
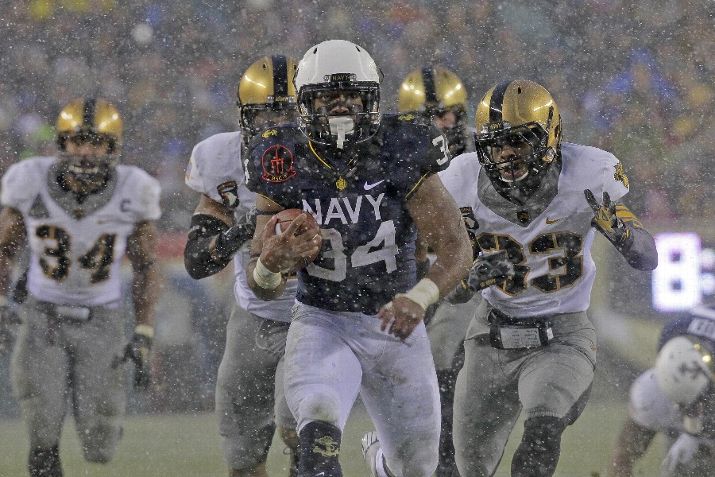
(475, 79, 562, 194)
(398, 66, 469, 155)
(56, 98, 123, 188)
(56, 97, 122, 153)
(237, 55, 299, 145)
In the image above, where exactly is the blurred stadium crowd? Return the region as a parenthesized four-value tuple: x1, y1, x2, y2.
(0, 0, 713, 412)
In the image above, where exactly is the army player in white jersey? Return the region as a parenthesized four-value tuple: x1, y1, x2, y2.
(184, 55, 300, 477)
(0, 98, 160, 477)
(397, 65, 477, 477)
(439, 79, 658, 476)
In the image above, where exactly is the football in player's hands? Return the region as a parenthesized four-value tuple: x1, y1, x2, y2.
(274, 209, 322, 266)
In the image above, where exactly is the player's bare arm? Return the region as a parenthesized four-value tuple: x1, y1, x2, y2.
(184, 193, 256, 279)
(608, 418, 656, 477)
(0, 207, 26, 297)
(127, 220, 159, 329)
(585, 190, 658, 271)
(246, 194, 321, 301)
(379, 174, 472, 339)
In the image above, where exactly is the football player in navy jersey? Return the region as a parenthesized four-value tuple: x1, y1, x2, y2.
(244, 40, 472, 477)
(609, 301, 715, 477)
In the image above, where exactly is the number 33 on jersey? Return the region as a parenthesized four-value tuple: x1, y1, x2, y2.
(0, 157, 161, 306)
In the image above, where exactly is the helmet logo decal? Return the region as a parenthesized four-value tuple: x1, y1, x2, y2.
(261, 144, 296, 183)
(613, 163, 629, 189)
(217, 180, 239, 208)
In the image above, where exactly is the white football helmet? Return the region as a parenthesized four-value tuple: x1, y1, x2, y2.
(655, 336, 715, 407)
(294, 40, 382, 149)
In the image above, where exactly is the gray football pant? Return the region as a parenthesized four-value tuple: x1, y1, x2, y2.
(285, 303, 441, 477)
(427, 296, 479, 370)
(454, 301, 597, 476)
(11, 296, 125, 463)
(215, 305, 295, 470)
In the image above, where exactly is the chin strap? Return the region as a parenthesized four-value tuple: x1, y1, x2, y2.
(328, 116, 354, 149)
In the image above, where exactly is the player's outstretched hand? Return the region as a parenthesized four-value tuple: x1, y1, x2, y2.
(584, 189, 631, 248)
(259, 214, 322, 273)
(0, 303, 21, 355)
(378, 295, 426, 341)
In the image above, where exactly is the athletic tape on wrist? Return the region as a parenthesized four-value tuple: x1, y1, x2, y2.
(134, 324, 154, 339)
(253, 258, 283, 290)
(402, 278, 440, 310)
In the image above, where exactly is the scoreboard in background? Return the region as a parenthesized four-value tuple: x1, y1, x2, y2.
(652, 232, 715, 312)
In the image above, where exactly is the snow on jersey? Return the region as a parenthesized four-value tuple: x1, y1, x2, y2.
(1, 157, 161, 306)
(439, 142, 630, 317)
(245, 116, 451, 314)
(185, 131, 296, 323)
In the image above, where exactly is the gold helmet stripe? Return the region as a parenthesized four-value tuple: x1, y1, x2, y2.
(488, 80, 512, 123)
(272, 54, 289, 98)
(82, 98, 96, 129)
(421, 67, 438, 105)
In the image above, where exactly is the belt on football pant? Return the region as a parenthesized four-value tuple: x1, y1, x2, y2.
(487, 308, 554, 350)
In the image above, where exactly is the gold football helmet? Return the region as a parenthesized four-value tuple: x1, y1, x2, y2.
(56, 97, 123, 152)
(475, 79, 561, 193)
(56, 98, 123, 188)
(398, 66, 468, 155)
(237, 55, 298, 145)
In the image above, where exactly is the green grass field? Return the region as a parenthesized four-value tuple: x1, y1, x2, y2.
(0, 399, 664, 477)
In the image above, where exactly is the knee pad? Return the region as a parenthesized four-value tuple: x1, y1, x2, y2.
(29, 445, 62, 477)
(80, 422, 122, 464)
(511, 416, 565, 477)
(297, 392, 341, 426)
(298, 421, 342, 477)
(222, 422, 275, 471)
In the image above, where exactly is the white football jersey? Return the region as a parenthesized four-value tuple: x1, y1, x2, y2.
(439, 142, 629, 317)
(185, 131, 296, 322)
(1, 157, 161, 306)
(629, 368, 683, 433)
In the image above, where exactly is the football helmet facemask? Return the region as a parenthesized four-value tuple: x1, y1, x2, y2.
(475, 80, 561, 195)
(398, 66, 468, 156)
(237, 55, 299, 146)
(56, 98, 122, 189)
(294, 40, 382, 149)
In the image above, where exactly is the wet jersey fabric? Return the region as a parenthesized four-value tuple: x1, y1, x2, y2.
(185, 131, 296, 323)
(439, 142, 630, 318)
(1, 157, 160, 306)
(245, 115, 450, 314)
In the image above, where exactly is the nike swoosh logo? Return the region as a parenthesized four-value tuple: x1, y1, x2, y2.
(364, 180, 385, 190)
(546, 217, 563, 224)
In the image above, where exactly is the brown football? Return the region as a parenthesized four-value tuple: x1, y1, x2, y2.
(274, 209, 321, 266)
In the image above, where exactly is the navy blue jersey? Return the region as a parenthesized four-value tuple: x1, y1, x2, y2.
(245, 114, 450, 314)
(658, 303, 715, 351)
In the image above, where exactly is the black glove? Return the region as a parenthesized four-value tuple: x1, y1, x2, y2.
(584, 189, 632, 250)
(213, 208, 257, 260)
(115, 327, 153, 390)
(0, 302, 21, 355)
(467, 250, 514, 292)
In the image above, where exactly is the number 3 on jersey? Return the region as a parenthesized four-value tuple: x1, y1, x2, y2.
(307, 220, 397, 282)
(36, 225, 116, 283)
